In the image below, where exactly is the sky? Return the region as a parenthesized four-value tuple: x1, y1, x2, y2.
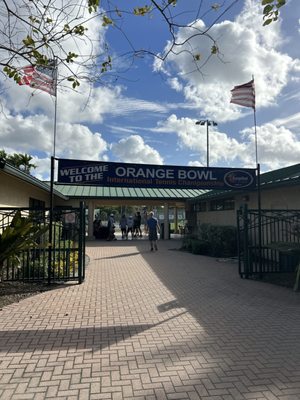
(0, 0, 300, 180)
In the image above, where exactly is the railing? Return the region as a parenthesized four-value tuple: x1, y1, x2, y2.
(237, 206, 300, 278)
(0, 203, 86, 284)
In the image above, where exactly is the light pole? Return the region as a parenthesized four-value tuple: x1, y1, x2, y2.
(195, 119, 217, 167)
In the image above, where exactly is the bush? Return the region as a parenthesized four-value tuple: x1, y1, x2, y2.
(181, 234, 198, 251)
(191, 239, 210, 255)
(181, 224, 237, 258)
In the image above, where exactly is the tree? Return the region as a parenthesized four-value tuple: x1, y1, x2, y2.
(1, 1, 286, 91)
(0, 150, 37, 174)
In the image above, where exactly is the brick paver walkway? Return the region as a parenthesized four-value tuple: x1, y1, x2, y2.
(0, 239, 300, 399)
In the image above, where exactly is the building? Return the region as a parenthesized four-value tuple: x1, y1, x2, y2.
(189, 163, 300, 230)
(0, 160, 67, 208)
(1, 159, 299, 237)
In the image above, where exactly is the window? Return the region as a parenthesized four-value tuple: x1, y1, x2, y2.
(194, 202, 207, 212)
(29, 197, 46, 222)
(29, 197, 45, 209)
(210, 198, 234, 211)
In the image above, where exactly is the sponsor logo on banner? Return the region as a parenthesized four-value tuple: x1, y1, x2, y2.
(224, 170, 254, 188)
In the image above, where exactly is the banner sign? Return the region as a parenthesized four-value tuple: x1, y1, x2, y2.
(57, 159, 257, 190)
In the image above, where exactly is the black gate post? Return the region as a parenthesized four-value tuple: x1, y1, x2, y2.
(78, 201, 85, 284)
(243, 204, 249, 278)
(237, 207, 242, 277)
(47, 156, 55, 285)
(257, 163, 263, 278)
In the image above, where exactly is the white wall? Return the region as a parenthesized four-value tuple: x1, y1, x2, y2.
(0, 173, 50, 208)
(195, 185, 300, 227)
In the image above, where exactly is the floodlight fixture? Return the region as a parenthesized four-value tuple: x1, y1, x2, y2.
(195, 119, 218, 167)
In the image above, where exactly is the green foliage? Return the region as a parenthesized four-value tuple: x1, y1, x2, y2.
(0, 211, 49, 280)
(198, 224, 237, 257)
(2, 0, 287, 92)
(102, 15, 113, 26)
(191, 239, 210, 255)
(67, 76, 80, 89)
(0, 150, 36, 174)
(66, 52, 79, 63)
(211, 45, 219, 55)
(262, 0, 286, 26)
(211, 4, 221, 11)
(133, 6, 152, 16)
(101, 56, 112, 73)
(22, 35, 35, 48)
(88, 0, 100, 13)
(181, 224, 237, 258)
(181, 234, 198, 252)
(53, 247, 79, 279)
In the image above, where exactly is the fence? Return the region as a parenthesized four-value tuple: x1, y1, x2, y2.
(0, 203, 86, 284)
(237, 206, 300, 278)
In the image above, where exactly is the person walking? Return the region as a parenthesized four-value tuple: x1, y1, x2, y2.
(133, 211, 142, 238)
(146, 211, 160, 251)
(107, 214, 116, 241)
(126, 215, 134, 240)
(136, 211, 142, 237)
(119, 214, 127, 239)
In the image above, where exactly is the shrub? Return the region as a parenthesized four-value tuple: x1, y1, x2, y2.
(181, 224, 237, 258)
(181, 234, 198, 251)
(191, 239, 210, 255)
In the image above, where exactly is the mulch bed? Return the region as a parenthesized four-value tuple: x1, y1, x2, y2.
(0, 281, 58, 310)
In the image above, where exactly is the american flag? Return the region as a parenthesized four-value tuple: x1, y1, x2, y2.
(230, 79, 255, 109)
(18, 60, 57, 96)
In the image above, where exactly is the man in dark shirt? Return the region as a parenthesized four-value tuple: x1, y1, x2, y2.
(147, 211, 160, 251)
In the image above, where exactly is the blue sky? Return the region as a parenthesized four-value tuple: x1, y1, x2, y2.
(1, 0, 300, 180)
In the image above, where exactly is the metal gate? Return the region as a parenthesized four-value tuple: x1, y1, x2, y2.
(237, 205, 300, 278)
(0, 202, 86, 284)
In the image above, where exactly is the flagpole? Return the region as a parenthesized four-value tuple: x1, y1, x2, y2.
(254, 108, 258, 165)
(253, 76, 262, 277)
(53, 96, 58, 157)
(251, 75, 258, 166)
(48, 58, 58, 285)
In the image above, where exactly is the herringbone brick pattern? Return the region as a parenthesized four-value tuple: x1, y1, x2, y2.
(0, 239, 299, 399)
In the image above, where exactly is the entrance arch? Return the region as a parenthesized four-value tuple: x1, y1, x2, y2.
(54, 158, 258, 240)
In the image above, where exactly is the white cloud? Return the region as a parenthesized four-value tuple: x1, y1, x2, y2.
(111, 135, 164, 165)
(155, 115, 247, 165)
(0, 110, 107, 158)
(151, 114, 300, 170)
(167, 78, 183, 92)
(271, 112, 300, 130)
(242, 123, 300, 169)
(55, 123, 108, 160)
(155, 0, 300, 122)
(33, 157, 52, 181)
(188, 160, 203, 167)
(0, 112, 54, 154)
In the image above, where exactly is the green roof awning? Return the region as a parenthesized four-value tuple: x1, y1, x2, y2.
(53, 183, 207, 200)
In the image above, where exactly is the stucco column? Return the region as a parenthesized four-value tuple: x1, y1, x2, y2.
(163, 203, 169, 240)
